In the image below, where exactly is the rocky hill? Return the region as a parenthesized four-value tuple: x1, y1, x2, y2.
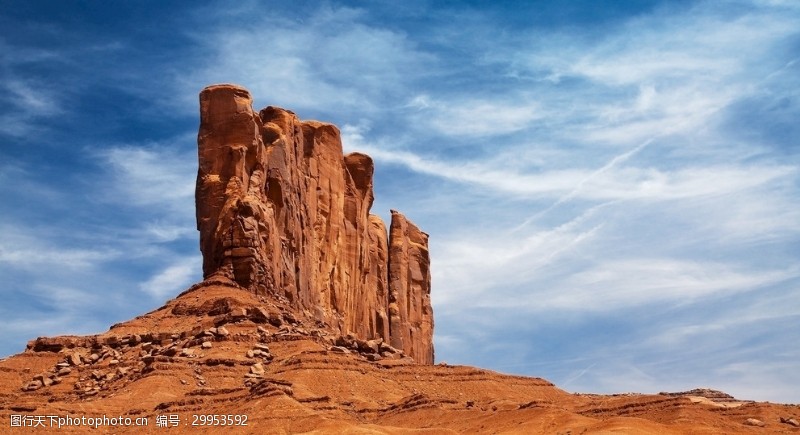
(0, 85, 798, 434)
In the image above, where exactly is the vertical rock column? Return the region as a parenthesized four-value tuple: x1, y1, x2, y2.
(342, 153, 390, 342)
(388, 210, 434, 365)
(196, 84, 274, 295)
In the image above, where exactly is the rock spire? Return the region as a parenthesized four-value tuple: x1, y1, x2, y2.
(195, 84, 434, 364)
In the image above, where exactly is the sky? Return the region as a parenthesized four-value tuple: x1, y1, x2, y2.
(1, 0, 798, 403)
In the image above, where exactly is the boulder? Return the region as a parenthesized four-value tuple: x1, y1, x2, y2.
(250, 363, 265, 375)
(68, 353, 83, 366)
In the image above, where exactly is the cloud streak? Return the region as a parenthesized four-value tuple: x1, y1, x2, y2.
(140, 255, 202, 300)
(98, 142, 197, 209)
(182, 5, 435, 118)
(1, 0, 798, 403)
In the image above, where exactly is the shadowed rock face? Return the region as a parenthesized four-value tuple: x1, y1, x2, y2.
(195, 84, 433, 363)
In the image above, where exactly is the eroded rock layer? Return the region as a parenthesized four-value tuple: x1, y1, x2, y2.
(195, 84, 433, 363)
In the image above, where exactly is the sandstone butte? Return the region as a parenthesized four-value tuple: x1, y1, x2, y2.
(196, 84, 432, 364)
(0, 85, 797, 434)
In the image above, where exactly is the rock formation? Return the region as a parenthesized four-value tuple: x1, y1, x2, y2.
(3, 84, 797, 435)
(388, 210, 433, 364)
(195, 84, 433, 364)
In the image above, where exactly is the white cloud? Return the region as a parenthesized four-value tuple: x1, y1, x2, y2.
(567, 9, 796, 86)
(25, 284, 105, 312)
(5, 80, 61, 115)
(0, 224, 118, 270)
(182, 5, 434, 115)
(432, 204, 607, 306)
(463, 1, 800, 152)
(0, 82, 63, 137)
(0, 39, 71, 137)
(142, 221, 196, 243)
(0, 160, 67, 205)
(98, 141, 196, 210)
(539, 259, 796, 310)
(406, 95, 542, 137)
(140, 255, 202, 300)
(345, 124, 796, 203)
(433, 216, 798, 312)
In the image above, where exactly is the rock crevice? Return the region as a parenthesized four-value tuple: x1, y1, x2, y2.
(196, 84, 433, 364)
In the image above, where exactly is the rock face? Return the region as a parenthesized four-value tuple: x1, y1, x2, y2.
(388, 210, 434, 364)
(195, 84, 433, 364)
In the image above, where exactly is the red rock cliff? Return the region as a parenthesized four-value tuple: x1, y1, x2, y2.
(195, 84, 433, 364)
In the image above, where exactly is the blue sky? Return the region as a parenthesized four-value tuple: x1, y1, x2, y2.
(1, 0, 799, 403)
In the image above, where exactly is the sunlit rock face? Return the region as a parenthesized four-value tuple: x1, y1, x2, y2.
(195, 84, 433, 363)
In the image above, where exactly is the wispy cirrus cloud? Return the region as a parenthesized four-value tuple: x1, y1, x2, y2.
(405, 94, 543, 137)
(344, 124, 797, 203)
(0, 68, 66, 137)
(98, 142, 197, 210)
(528, 260, 798, 311)
(0, 227, 118, 270)
(181, 5, 435, 118)
(0, 37, 122, 138)
(140, 255, 202, 300)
